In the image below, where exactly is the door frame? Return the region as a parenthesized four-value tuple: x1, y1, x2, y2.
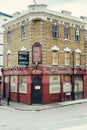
(32, 76, 42, 104)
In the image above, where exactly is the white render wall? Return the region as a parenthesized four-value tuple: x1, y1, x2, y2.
(0, 13, 12, 76)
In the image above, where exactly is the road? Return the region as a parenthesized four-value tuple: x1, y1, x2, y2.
(0, 102, 87, 130)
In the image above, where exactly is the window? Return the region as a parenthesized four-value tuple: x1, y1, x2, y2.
(7, 31, 12, 43)
(52, 51, 58, 65)
(75, 29, 80, 41)
(21, 25, 26, 39)
(64, 27, 70, 40)
(76, 53, 80, 66)
(10, 76, 17, 92)
(65, 52, 70, 65)
(19, 76, 27, 94)
(7, 54, 11, 67)
(49, 75, 60, 94)
(64, 75, 71, 82)
(52, 25, 58, 38)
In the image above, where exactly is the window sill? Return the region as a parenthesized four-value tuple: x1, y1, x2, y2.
(76, 64, 80, 67)
(64, 39, 70, 42)
(75, 41, 80, 43)
(21, 37, 26, 40)
(52, 63, 58, 66)
(65, 64, 70, 66)
(53, 37, 58, 40)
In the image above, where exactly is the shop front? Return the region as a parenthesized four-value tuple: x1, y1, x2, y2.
(1, 67, 87, 105)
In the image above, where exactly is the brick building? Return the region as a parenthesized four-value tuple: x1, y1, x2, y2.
(1, 4, 87, 104)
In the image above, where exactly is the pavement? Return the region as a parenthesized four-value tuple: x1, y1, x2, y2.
(0, 98, 87, 111)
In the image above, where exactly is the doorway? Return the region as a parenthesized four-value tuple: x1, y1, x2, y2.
(32, 77, 42, 104)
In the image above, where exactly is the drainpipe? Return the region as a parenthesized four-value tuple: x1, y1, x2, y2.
(72, 50, 75, 100)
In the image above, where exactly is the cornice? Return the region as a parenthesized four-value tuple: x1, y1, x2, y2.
(3, 10, 85, 31)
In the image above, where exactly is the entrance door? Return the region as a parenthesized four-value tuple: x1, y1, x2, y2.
(3, 83, 8, 98)
(32, 77, 42, 104)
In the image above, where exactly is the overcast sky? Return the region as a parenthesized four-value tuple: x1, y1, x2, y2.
(0, 0, 87, 18)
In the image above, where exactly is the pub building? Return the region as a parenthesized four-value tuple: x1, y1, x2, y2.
(1, 4, 87, 104)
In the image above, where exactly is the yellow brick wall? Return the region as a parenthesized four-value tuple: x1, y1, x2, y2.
(3, 20, 85, 68)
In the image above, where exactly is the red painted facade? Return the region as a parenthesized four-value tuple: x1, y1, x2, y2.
(1, 66, 87, 105)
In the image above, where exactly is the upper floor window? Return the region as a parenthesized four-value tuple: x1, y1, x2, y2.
(7, 31, 12, 43)
(75, 29, 80, 41)
(51, 45, 59, 65)
(64, 47, 71, 66)
(76, 53, 81, 66)
(65, 52, 70, 65)
(52, 24, 58, 38)
(21, 25, 26, 39)
(52, 51, 58, 65)
(64, 26, 70, 40)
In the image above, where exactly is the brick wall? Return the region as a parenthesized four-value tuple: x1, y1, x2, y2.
(3, 19, 85, 67)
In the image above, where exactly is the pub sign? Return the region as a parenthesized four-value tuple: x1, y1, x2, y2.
(18, 51, 29, 65)
(32, 42, 42, 64)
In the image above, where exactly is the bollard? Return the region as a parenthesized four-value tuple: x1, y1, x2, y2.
(7, 97, 10, 106)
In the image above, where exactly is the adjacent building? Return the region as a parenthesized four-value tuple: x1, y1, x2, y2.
(0, 12, 12, 96)
(1, 4, 87, 104)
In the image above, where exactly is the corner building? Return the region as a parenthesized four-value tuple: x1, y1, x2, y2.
(1, 4, 87, 104)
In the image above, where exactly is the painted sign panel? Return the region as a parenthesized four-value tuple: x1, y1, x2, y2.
(18, 51, 29, 65)
(35, 85, 40, 90)
(63, 83, 72, 92)
(32, 42, 42, 63)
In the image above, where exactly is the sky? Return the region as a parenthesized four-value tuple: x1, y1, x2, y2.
(0, 0, 87, 18)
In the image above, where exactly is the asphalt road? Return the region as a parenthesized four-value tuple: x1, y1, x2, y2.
(0, 102, 87, 130)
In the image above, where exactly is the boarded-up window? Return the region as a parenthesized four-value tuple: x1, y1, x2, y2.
(19, 76, 27, 94)
(65, 52, 70, 65)
(10, 76, 17, 92)
(63, 75, 72, 92)
(76, 53, 80, 66)
(52, 51, 58, 65)
(50, 75, 60, 93)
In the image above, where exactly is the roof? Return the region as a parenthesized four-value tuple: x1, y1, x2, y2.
(3, 4, 87, 28)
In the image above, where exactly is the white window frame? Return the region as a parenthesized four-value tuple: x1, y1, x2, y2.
(64, 26, 70, 40)
(21, 25, 26, 39)
(52, 24, 58, 38)
(65, 52, 70, 65)
(75, 29, 80, 42)
(7, 31, 12, 43)
(51, 45, 59, 65)
(76, 53, 80, 66)
(52, 51, 58, 65)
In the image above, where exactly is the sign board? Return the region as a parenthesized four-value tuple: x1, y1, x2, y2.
(32, 42, 42, 63)
(63, 83, 72, 92)
(18, 51, 29, 65)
